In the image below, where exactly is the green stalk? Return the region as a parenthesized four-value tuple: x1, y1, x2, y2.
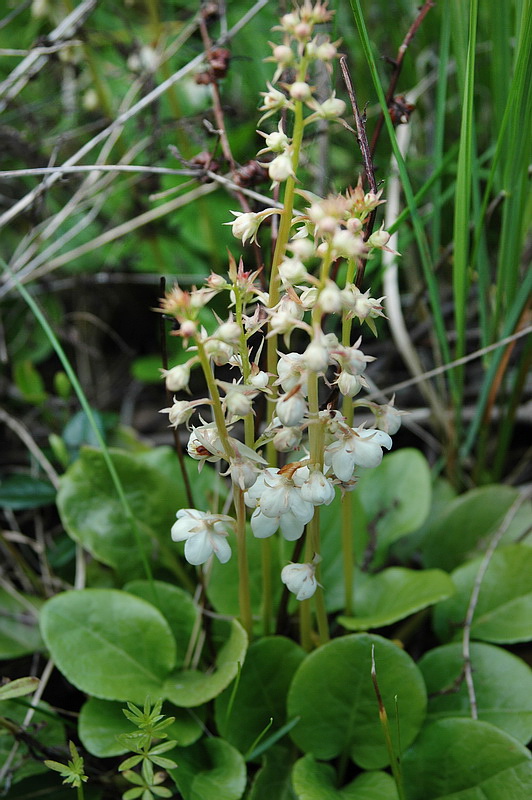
(266, 58, 309, 453)
(235, 283, 272, 635)
(3, 263, 159, 595)
(195, 339, 252, 637)
(340, 258, 357, 615)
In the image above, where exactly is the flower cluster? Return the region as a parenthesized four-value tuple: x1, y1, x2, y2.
(160, 2, 401, 615)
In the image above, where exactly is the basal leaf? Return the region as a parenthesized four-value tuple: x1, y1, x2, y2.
(402, 718, 532, 799)
(40, 589, 176, 702)
(124, 580, 199, 668)
(433, 545, 532, 643)
(420, 642, 532, 744)
(215, 637, 305, 754)
(169, 737, 246, 800)
(292, 755, 398, 799)
(164, 619, 248, 707)
(421, 485, 522, 571)
(338, 568, 455, 631)
(287, 634, 426, 769)
(0, 474, 56, 510)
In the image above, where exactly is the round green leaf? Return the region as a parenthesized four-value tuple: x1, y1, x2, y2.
(402, 719, 532, 800)
(57, 446, 212, 576)
(124, 580, 199, 668)
(40, 589, 176, 702)
(287, 634, 426, 769)
(338, 568, 455, 631)
(215, 636, 305, 753)
(79, 697, 204, 757)
(164, 619, 248, 707)
(421, 485, 522, 572)
(319, 450, 431, 592)
(355, 449, 432, 569)
(169, 737, 246, 800)
(419, 642, 532, 744)
(292, 755, 398, 799)
(433, 545, 532, 643)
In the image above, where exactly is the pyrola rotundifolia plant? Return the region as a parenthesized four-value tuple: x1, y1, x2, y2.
(159, 0, 401, 645)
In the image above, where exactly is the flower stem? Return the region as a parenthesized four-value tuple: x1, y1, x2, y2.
(341, 258, 357, 615)
(196, 339, 252, 637)
(234, 486, 253, 638)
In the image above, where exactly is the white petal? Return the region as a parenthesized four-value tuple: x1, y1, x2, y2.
(331, 448, 356, 481)
(171, 516, 198, 542)
(251, 508, 280, 538)
(184, 531, 213, 565)
(287, 490, 315, 523)
(261, 483, 290, 517)
(279, 512, 306, 541)
(211, 534, 232, 564)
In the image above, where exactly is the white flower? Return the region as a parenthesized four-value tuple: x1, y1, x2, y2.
(204, 338, 233, 366)
(336, 370, 364, 397)
(281, 562, 318, 600)
(227, 211, 261, 245)
(273, 425, 302, 452)
(279, 256, 309, 286)
(332, 228, 365, 259)
(187, 425, 225, 464)
(276, 391, 307, 427)
(215, 320, 241, 344)
(268, 152, 295, 183)
(162, 364, 190, 392)
(375, 399, 403, 435)
(317, 281, 343, 313)
(300, 470, 335, 506)
(324, 426, 392, 479)
(171, 509, 233, 565)
(302, 332, 330, 373)
(159, 398, 197, 428)
(277, 352, 307, 393)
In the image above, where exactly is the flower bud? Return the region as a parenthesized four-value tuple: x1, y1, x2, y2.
(279, 257, 309, 285)
(268, 152, 295, 183)
(272, 44, 294, 66)
(162, 364, 190, 392)
(318, 282, 342, 314)
(281, 562, 318, 601)
(276, 392, 307, 427)
(337, 370, 362, 397)
(302, 337, 330, 373)
(288, 237, 315, 260)
(273, 426, 302, 452)
(204, 339, 233, 365)
(227, 211, 261, 244)
(289, 81, 312, 101)
(226, 390, 253, 417)
(300, 470, 335, 506)
(368, 229, 391, 248)
(215, 320, 241, 344)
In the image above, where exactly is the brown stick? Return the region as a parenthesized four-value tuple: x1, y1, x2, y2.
(369, 0, 435, 157)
